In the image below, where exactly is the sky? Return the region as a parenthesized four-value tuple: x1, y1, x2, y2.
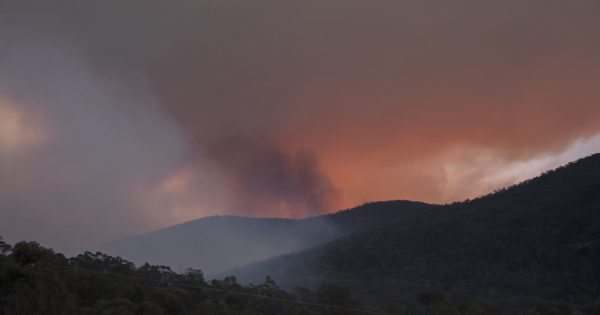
(0, 0, 599, 253)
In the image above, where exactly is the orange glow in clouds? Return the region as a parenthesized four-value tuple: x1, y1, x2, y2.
(0, 100, 47, 156)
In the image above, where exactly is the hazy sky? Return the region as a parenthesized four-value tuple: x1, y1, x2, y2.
(1, 0, 599, 253)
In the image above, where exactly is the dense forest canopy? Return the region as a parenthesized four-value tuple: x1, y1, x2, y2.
(230, 154, 600, 313)
(1, 237, 590, 315)
(0, 238, 484, 314)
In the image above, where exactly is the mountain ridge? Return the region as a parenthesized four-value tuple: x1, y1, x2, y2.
(229, 153, 600, 307)
(99, 200, 436, 275)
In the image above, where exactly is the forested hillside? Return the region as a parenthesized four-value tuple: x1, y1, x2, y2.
(100, 201, 435, 275)
(0, 238, 509, 315)
(231, 154, 600, 311)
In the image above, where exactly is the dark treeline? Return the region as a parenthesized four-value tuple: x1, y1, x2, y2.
(1, 237, 595, 315)
(231, 154, 600, 315)
(0, 237, 358, 315)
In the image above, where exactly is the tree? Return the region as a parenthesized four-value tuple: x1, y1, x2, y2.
(263, 275, 278, 289)
(182, 268, 204, 284)
(0, 235, 11, 254)
(10, 241, 54, 265)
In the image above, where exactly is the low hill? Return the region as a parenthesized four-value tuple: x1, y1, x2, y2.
(231, 153, 600, 308)
(99, 200, 435, 275)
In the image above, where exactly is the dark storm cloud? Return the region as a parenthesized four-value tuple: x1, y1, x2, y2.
(0, 0, 599, 251)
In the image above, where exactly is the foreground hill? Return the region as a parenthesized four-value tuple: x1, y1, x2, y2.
(99, 200, 435, 275)
(231, 153, 600, 308)
(0, 238, 525, 314)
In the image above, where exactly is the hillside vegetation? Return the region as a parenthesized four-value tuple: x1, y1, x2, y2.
(232, 154, 600, 311)
(100, 201, 435, 275)
(1, 238, 507, 315)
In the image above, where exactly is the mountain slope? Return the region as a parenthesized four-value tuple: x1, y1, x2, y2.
(231, 153, 600, 307)
(98, 200, 435, 275)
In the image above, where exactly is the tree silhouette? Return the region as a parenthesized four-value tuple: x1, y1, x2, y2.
(0, 235, 10, 254)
